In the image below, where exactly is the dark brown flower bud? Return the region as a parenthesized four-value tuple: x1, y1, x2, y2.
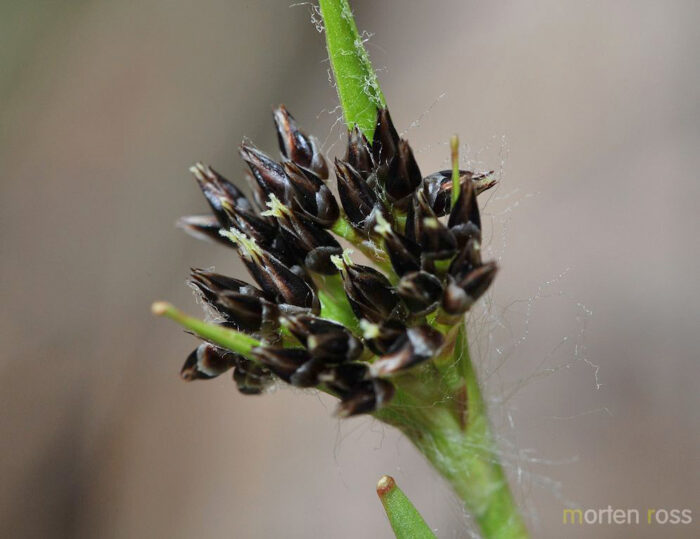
(372, 108, 400, 174)
(371, 325, 444, 376)
(190, 268, 268, 299)
(273, 104, 328, 179)
(221, 229, 317, 309)
(411, 192, 457, 263)
(190, 269, 281, 334)
(261, 193, 342, 274)
(344, 126, 373, 177)
(308, 332, 363, 363)
(223, 204, 280, 251)
(336, 378, 395, 417)
(441, 261, 498, 315)
(289, 357, 327, 387)
(361, 319, 407, 356)
(397, 271, 443, 315)
(385, 139, 422, 203)
(240, 144, 292, 202)
(447, 177, 482, 247)
(190, 163, 253, 226)
(250, 346, 310, 383)
(282, 162, 339, 227)
(334, 255, 402, 324)
(177, 215, 233, 248)
(422, 170, 497, 216)
(322, 362, 370, 393)
(335, 158, 378, 227)
(448, 238, 482, 281)
(373, 214, 421, 276)
(181, 343, 237, 381)
(232, 356, 273, 395)
(281, 314, 362, 362)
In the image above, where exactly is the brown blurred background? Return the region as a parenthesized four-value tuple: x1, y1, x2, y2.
(1, 1, 698, 537)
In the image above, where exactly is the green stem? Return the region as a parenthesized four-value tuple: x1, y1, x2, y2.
(375, 325, 529, 539)
(319, 0, 386, 140)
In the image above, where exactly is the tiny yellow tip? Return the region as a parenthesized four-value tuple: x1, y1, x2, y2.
(450, 134, 459, 152)
(376, 475, 395, 496)
(151, 301, 172, 316)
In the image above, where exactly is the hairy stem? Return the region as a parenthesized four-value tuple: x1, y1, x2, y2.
(375, 325, 529, 539)
(319, 0, 386, 140)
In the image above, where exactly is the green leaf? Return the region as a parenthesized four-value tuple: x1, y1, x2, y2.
(319, 0, 386, 141)
(376, 475, 436, 539)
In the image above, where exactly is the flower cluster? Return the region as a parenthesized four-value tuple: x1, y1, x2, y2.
(176, 106, 497, 416)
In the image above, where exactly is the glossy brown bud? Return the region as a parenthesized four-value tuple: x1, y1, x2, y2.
(336, 378, 395, 417)
(397, 271, 443, 315)
(411, 192, 457, 263)
(362, 319, 407, 356)
(372, 108, 400, 173)
(448, 177, 482, 247)
(385, 139, 422, 203)
(181, 343, 237, 381)
(282, 162, 339, 226)
(232, 356, 273, 395)
(337, 259, 401, 324)
(177, 215, 233, 248)
(344, 126, 373, 177)
(441, 261, 498, 315)
(335, 158, 378, 227)
(273, 105, 328, 179)
(250, 346, 310, 383)
(240, 144, 291, 201)
(422, 170, 497, 216)
(371, 325, 444, 376)
(190, 163, 253, 227)
(374, 214, 421, 276)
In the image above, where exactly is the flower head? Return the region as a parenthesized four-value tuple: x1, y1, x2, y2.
(168, 106, 497, 416)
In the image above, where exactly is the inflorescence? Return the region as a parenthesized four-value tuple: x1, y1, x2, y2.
(176, 106, 497, 416)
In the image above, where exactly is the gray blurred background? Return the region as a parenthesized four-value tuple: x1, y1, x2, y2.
(1, 1, 698, 537)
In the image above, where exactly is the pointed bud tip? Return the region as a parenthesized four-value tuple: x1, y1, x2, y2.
(376, 475, 396, 497)
(151, 301, 172, 316)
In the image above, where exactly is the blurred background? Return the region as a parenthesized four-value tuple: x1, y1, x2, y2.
(1, 1, 698, 537)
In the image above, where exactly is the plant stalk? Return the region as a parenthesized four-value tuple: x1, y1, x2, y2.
(375, 325, 529, 539)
